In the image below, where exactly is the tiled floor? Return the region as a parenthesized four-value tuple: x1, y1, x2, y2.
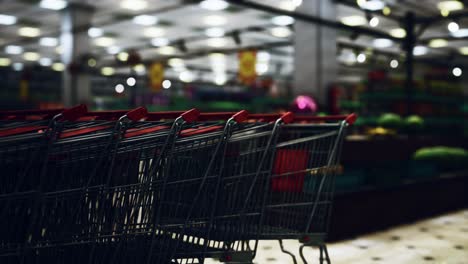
(206, 209, 468, 263)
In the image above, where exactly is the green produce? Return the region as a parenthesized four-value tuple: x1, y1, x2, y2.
(405, 115, 424, 131)
(377, 113, 402, 129)
(413, 146, 468, 169)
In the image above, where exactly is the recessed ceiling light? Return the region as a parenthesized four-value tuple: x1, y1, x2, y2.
(133, 15, 158, 26)
(205, 27, 225, 38)
(88, 27, 103, 38)
(94, 37, 115, 47)
(373, 38, 393, 48)
(214, 74, 227, 85)
(115, 84, 125, 93)
(437, 1, 464, 12)
(256, 63, 269, 75)
(101, 67, 115, 76)
(390, 59, 399, 68)
(52, 62, 65, 71)
(39, 37, 58, 47)
(23, 52, 40, 61)
(271, 15, 294, 26)
(279, 0, 301, 11)
(151, 38, 170, 47)
(452, 67, 462, 77)
(257, 51, 270, 62)
(0, 57, 11, 67)
(389, 28, 406, 38)
(270, 27, 292, 38)
(413, 46, 428, 56)
(126, 77, 136, 86)
(39, 0, 67, 10)
(39, 57, 52, 66)
(358, 0, 385, 11)
(428, 38, 448, 48)
(18, 27, 41, 37)
(133, 64, 146, 73)
(158, 46, 177, 55)
(168, 58, 185, 67)
(382, 6, 391, 15)
(448, 21, 459, 32)
(199, 0, 229, 11)
(0, 14, 17, 25)
(143, 27, 165, 38)
(121, 0, 147, 11)
(162, 79, 171, 89)
(117, 52, 129, 61)
(107, 46, 121, 54)
(369, 17, 379, 27)
(459, 46, 468, 55)
(13, 62, 23, 71)
(5, 45, 23, 54)
(357, 53, 366, 63)
(179, 71, 195, 82)
(451, 28, 468, 38)
(340, 15, 367, 26)
(207, 37, 228, 47)
(203, 15, 227, 26)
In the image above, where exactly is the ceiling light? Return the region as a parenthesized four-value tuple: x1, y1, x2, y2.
(0, 14, 17, 25)
(23, 52, 40, 61)
(279, 0, 301, 11)
(428, 39, 448, 48)
(55, 46, 63, 54)
(151, 38, 170, 47)
(357, 53, 366, 63)
(389, 28, 406, 38)
(162, 80, 171, 89)
(0, 58, 11, 67)
(5, 45, 23, 54)
(207, 37, 228, 47)
(256, 63, 269, 75)
(459, 46, 468, 55)
(158, 46, 176, 55)
(369, 17, 379, 27)
(451, 28, 468, 38)
(271, 15, 294, 26)
(107, 46, 120, 54)
(441, 9, 450, 16)
(88, 27, 103, 38)
(39, 0, 67, 10)
(133, 15, 158, 26)
(340, 15, 367, 26)
(199, 0, 229, 11)
(168, 58, 185, 67)
(413, 46, 428, 56)
(448, 21, 459, 32)
(88, 58, 96, 67)
(121, 0, 147, 11)
(257, 51, 270, 62)
(358, 0, 385, 11)
(437, 1, 464, 12)
(214, 74, 227, 85)
(117, 52, 129, 61)
(452, 67, 462, 77)
(143, 27, 165, 38)
(95, 37, 115, 47)
(52, 62, 65, 71)
(382, 6, 391, 15)
(133, 64, 146, 73)
(39, 57, 52, 66)
(18, 27, 41, 37)
(101, 67, 115, 76)
(205, 27, 225, 38)
(390, 59, 398, 68)
(270, 27, 292, 38)
(203, 15, 227, 26)
(179, 71, 194, 83)
(372, 38, 393, 48)
(126, 77, 136, 86)
(115, 84, 125, 93)
(39, 37, 58, 47)
(13, 62, 23, 71)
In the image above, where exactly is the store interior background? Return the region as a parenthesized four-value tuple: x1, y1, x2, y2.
(0, 0, 467, 252)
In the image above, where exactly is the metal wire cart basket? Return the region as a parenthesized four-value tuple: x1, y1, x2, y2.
(0, 105, 356, 264)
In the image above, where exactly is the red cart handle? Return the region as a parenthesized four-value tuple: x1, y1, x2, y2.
(143, 109, 200, 122)
(126, 107, 148, 121)
(61, 104, 88, 121)
(197, 110, 249, 122)
(0, 109, 63, 120)
(293, 113, 357, 125)
(180, 108, 200, 122)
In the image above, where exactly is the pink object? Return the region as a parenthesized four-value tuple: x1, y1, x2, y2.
(295, 95, 317, 113)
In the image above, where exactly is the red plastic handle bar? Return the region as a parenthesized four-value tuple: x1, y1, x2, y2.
(0, 109, 63, 120)
(126, 107, 148, 121)
(232, 110, 249, 123)
(144, 109, 199, 121)
(61, 104, 88, 121)
(180, 108, 200, 122)
(280, 112, 294, 124)
(197, 110, 249, 122)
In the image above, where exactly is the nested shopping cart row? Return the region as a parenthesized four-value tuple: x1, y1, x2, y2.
(0, 105, 356, 264)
